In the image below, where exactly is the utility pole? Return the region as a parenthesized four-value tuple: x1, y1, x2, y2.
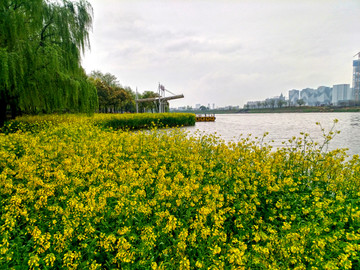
(158, 83, 161, 113)
(158, 83, 166, 113)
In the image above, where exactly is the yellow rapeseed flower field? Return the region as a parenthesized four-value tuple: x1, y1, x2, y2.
(0, 115, 359, 269)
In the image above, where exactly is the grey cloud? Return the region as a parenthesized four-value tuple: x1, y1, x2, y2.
(164, 37, 243, 55)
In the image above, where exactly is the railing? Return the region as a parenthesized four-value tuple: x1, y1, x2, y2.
(195, 114, 216, 122)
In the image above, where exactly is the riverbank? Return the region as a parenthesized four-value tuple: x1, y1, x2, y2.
(239, 106, 360, 113)
(173, 106, 360, 114)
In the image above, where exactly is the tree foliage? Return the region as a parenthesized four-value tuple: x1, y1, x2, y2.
(90, 70, 119, 87)
(269, 99, 276, 109)
(0, 0, 98, 125)
(138, 90, 160, 113)
(277, 99, 287, 108)
(297, 99, 305, 106)
(89, 70, 135, 113)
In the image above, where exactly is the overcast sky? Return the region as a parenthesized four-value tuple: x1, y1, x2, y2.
(82, 0, 360, 108)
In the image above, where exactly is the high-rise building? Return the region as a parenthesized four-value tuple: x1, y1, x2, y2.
(353, 55, 360, 102)
(288, 89, 299, 105)
(332, 84, 351, 105)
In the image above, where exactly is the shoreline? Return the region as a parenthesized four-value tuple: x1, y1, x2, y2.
(173, 106, 360, 114)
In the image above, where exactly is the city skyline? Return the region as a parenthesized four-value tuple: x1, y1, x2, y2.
(82, 0, 360, 108)
(244, 56, 360, 108)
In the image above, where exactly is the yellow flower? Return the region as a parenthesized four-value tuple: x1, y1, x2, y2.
(28, 255, 40, 269)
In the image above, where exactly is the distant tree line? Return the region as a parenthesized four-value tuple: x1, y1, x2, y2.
(89, 70, 135, 113)
(245, 98, 306, 110)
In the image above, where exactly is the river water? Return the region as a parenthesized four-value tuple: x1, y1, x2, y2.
(184, 112, 360, 157)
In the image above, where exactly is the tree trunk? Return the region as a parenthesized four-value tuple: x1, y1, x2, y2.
(10, 98, 20, 119)
(0, 93, 7, 126)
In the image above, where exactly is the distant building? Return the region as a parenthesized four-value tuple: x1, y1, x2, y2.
(177, 106, 187, 111)
(289, 90, 300, 105)
(353, 59, 360, 101)
(300, 88, 316, 106)
(314, 86, 332, 105)
(262, 94, 286, 108)
(332, 84, 352, 105)
(275, 93, 286, 107)
(245, 101, 260, 109)
(195, 104, 201, 109)
(288, 87, 333, 106)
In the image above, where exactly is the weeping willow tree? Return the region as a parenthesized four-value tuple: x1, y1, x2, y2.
(0, 0, 98, 125)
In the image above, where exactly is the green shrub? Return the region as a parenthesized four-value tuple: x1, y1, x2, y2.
(1, 113, 196, 134)
(98, 113, 196, 130)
